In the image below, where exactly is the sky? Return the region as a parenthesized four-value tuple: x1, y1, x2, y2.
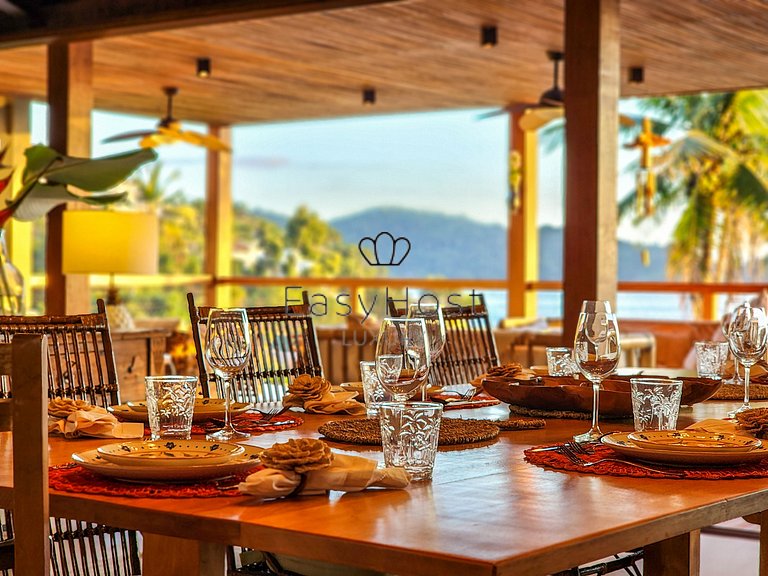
(30, 100, 677, 245)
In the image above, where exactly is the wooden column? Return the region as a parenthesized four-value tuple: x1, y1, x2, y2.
(507, 113, 539, 319)
(205, 125, 232, 306)
(562, 0, 620, 343)
(0, 98, 33, 308)
(46, 41, 92, 315)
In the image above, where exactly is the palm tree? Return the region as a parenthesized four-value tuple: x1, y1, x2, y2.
(619, 90, 768, 288)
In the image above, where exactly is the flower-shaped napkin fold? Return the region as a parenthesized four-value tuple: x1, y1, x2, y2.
(47, 398, 143, 439)
(282, 374, 366, 415)
(238, 438, 409, 499)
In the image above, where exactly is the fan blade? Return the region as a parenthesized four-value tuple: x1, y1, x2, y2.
(518, 107, 563, 131)
(102, 130, 156, 144)
(476, 109, 507, 120)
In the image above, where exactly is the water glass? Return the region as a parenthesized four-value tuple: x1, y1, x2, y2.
(546, 347, 576, 376)
(360, 361, 389, 417)
(694, 341, 729, 379)
(145, 376, 198, 440)
(378, 402, 442, 481)
(630, 378, 683, 432)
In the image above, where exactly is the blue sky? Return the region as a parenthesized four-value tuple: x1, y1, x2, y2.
(30, 101, 675, 244)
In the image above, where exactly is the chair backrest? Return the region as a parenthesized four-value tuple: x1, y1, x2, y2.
(0, 299, 120, 407)
(0, 334, 50, 575)
(388, 294, 500, 386)
(188, 292, 324, 403)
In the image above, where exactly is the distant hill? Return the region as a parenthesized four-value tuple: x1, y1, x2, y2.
(331, 208, 668, 281)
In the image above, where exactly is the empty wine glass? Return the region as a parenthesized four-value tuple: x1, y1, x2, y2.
(375, 318, 430, 403)
(727, 302, 768, 417)
(205, 308, 252, 441)
(572, 300, 621, 443)
(407, 302, 446, 399)
(721, 296, 745, 386)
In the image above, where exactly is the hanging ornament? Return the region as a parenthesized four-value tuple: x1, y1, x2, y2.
(508, 150, 523, 214)
(625, 117, 670, 218)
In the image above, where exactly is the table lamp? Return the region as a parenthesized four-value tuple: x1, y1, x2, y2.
(62, 210, 159, 329)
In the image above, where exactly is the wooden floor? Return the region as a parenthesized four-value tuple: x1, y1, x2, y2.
(701, 520, 759, 575)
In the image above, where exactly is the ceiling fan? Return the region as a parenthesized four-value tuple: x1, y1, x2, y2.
(103, 87, 230, 152)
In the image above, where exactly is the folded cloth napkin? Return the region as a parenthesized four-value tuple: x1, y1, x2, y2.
(686, 419, 743, 435)
(283, 374, 366, 415)
(48, 401, 143, 439)
(238, 438, 409, 499)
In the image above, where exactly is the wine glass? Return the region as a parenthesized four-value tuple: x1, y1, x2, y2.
(205, 308, 252, 441)
(406, 303, 446, 399)
(721, 296, 745, 386)
(572, 300, 621, 443)
(726, 302, 768, 417)
(375, 318, 430, 403)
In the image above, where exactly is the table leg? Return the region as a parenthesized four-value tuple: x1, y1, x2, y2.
(759, 510, 768, 576)
(644, 530, 700, 576)
(143, 534, 226, 576)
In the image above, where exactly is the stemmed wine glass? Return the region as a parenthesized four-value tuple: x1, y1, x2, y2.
(375, 318, 430, 403)
(721, 297, 745, 386)
(205, 308, 252, 441)
(406, 303, 446, 399)
(726, 302, 768, 417)
(572, 300, 621, 443)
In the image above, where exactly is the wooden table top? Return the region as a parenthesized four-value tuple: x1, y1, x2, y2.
(3, 399, 768, 576)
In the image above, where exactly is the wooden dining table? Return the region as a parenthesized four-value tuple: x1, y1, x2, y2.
(3, 398, 768, 576)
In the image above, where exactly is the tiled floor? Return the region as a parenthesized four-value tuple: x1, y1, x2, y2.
(701, 520, 759, 575)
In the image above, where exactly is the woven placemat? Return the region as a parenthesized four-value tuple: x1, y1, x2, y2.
(494, 417, 546, 430)
(507, 404, 631, 421)
(318, 418, 499, 446)
(712, 383, 768, 401)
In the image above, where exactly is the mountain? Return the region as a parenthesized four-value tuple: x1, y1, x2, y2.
(331, 208, 668, 281)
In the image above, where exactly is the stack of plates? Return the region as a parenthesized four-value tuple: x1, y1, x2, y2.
(107, 398, 252, 423)
(601, 430, 768, 466)
(72, 440, 261, 482)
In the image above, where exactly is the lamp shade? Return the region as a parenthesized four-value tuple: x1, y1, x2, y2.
(62, 211, 159, 275)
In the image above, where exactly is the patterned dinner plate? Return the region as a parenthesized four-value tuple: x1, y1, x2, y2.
(96, 440, 245, 467)
(626, 430, 761, 453)
(73, 445, 262, 482)
(602, 433, 768, 466)
(109, 400, 251, 423)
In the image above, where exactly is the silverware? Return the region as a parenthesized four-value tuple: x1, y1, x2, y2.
(559, 443, 684, 477)
(253, 405, 291, 423)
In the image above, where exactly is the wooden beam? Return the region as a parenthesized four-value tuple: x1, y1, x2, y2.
(205, 125, 232, 307)
(0, 0, 404, 49)
(507, 113, 538, 319)
(562, 0, 620, 344)
(644, 531, 700, 576)
(45, 40, 92, 315)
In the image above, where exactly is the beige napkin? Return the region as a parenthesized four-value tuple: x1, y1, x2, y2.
(238, 453, 410, 499)
(48, 406, 144, 439)
(685, 419, 756, 437)
(283, 374, 366, 415)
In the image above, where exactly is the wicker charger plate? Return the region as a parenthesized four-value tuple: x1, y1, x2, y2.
(494, 417, 546, 431)
(508, 404, 631, 421)
(318, 418, 500, 446)
(712, 383, 768, 401)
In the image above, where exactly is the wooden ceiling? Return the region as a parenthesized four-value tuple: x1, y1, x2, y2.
(0, 0, 767, 126)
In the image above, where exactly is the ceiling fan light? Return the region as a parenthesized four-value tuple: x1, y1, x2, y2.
(196, 57, 211, 78)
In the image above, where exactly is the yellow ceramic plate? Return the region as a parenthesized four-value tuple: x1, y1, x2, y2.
(96, 440, 244, 467)
(109, 400, 251, 423)
(602, 433, 768, 466)
(627, 430, 761, 453)
(73, 445, 261, 482)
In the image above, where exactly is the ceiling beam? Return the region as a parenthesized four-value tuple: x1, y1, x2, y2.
(0, 0, 405, 49)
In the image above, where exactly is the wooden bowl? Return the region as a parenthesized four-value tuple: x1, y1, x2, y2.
(482, 375, 722, 416)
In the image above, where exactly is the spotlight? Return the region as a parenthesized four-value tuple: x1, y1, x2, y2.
(481, 25, 498, 48)
(629, 66, 644, 84)
(362, 88, 376, 106)
(196, 57, 211, 78)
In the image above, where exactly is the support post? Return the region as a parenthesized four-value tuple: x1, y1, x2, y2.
(46, 41, 92, 314)
(205, 125, 232, 306)
(562, 0, 621, 343)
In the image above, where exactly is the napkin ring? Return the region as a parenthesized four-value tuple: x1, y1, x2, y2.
(287, 473, 308, 498)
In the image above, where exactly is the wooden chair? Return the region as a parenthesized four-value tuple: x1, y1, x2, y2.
(0, 335, 50, 575)
(0, 301, 141, 576)
(188, 292, 324, 403)
(388, 294, 500, 386)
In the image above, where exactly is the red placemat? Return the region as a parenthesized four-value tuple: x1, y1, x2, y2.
(525, 443, 768, 480)
(50, 463, 262, 498)
(141, 412, 304, 437)
(430, 392, 501, 411)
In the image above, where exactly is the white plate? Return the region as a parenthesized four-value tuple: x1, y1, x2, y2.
(627, 430, 761, 453)
(73, 445, 262, 482)
(97, 440, 244, 467)
(602, 433, 768, 466)
(108, 400, 251, 423)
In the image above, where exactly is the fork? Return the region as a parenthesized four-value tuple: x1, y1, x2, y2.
(252, 405, 290, 423)
(559, 443, 684, 478)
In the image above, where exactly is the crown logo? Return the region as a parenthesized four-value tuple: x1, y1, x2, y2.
(358, 232, 411, 266)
